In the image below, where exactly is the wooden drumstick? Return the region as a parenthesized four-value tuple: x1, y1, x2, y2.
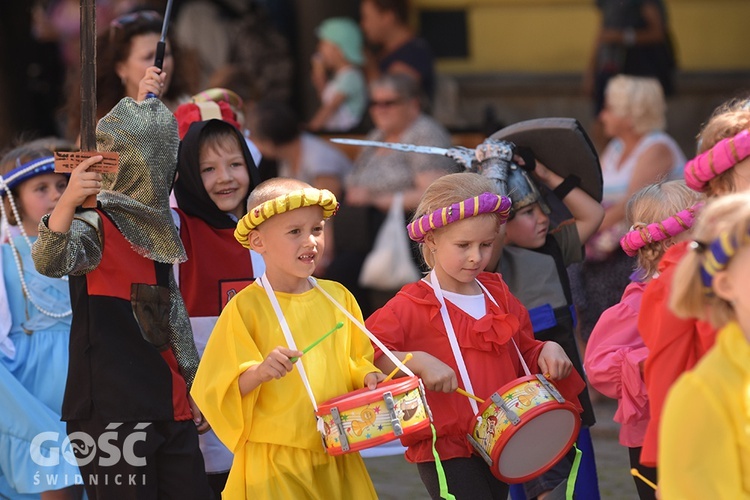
(630, 468, 657, 490)
(456, 388, 485, 404)
(383, 353, 413, 383)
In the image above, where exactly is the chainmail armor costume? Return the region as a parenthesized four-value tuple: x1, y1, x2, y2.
(32, 97, 199, 387)
(97, 98, 187, 264)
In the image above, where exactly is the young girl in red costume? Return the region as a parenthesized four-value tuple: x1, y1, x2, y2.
(365, 172, 584, 499)
(170, 98, 262, 497)
(584, 180, 702, 499)
(636, 100, 750, 469)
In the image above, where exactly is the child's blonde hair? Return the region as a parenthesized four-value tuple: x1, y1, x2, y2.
(625, 180, 703, 279)
(413, 172, 503, 268)
(670, 192, 750, 328)
(694, 99, 750, 197)
(246, 177, 312, 212)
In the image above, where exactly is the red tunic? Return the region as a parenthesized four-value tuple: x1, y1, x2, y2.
(65, 210, 191, 421)
(175, 209, 255, 318)
(365, 272, 584, 463)
(638, 241, 716, 466)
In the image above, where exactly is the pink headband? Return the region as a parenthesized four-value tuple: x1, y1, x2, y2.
(407, 192, 512, 243)
(619, 202, 704, 257)
(684, 130, 750, 191)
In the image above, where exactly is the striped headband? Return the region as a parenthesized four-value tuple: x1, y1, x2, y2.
(235, 188, 339, 248)
(620, 202, 704, 257)
(684, 129, 750, 191)
(407, 192, 512, 243)
(693, 227, 750, 291)
(0, 157, 56, 196)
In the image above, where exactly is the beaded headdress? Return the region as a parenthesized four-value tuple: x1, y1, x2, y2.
(0, 157, 57, 197)
(0, 156, 72, 320)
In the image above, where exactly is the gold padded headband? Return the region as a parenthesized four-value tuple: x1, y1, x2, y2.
(235, 188, 339, 248)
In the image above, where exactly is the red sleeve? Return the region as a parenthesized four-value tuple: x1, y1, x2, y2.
(637, 269, 716, 467)
(365, 300, 406, 359)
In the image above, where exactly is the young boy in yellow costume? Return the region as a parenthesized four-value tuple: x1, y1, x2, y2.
(191, 177, 385, 499)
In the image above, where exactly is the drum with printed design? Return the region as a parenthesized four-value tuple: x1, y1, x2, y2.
(467, 374, 581, 483)
(315, 376, 433, 455)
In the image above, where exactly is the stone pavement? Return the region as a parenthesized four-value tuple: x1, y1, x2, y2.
(364, 397, 642, 499)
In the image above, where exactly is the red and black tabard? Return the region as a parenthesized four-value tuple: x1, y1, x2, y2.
(175, 209, 254, 318)
(63, 210, 191, 422)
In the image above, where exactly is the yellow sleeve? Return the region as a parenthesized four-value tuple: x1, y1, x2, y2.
(191, 292, 262, 453)
(343, 288, 379, 389)
(659, 372, 744, 499)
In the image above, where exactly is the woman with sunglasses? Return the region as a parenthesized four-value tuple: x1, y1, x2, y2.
(64, 8, 195, 142)
(327, 73, 460, 316)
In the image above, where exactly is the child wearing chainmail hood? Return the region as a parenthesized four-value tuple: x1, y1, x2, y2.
(31, 89, 212, 497)
(585, 180, 702, 500)
(191, 177, 385, 499)
(365, 172, 585, 500)
(0, 140, 83, 499)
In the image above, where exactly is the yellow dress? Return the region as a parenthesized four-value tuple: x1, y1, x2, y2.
(191, 279, 379, 499)
(659, 321, 750, 499)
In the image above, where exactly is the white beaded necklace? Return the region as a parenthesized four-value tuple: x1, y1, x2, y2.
(0, 175, 72, 320)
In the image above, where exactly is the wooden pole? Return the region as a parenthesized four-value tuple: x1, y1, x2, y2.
(80, 0, 96, 152)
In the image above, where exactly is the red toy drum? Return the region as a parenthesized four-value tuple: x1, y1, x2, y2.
(466, 374, 581, 483)
(315, 376, 433, 455)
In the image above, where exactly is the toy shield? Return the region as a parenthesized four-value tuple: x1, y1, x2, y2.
(490, 118, 603, 203)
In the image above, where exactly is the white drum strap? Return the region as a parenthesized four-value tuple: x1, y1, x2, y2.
(309, 277, 415, 377)
(474, 280, 532, 377)
(429, 271, 479, 415)
(428, 272, 533, 415)
(258, 274, 319, 412)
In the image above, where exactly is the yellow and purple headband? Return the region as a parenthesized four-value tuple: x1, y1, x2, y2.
(619, 202, 704, 257)
(407, 192, 512, 243)
(235, 188, 339, 248)
(692, 226, 750, 292)
(685, 130, 750, 192)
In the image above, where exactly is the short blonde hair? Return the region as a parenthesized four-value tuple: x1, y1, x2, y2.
(605, 75, 666, 134)
(414, 172, 503, 268)
(246, 177, 312, 211)
(625, 180, 703, 279)
(694, 100, 750, 197)
(670, 192, 750, 328)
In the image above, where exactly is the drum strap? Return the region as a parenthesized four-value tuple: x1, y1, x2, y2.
(428, 271, 479, 414)
(427, 271, 533, 415)
(310, 277, 415, 377)
(258, 274, 320, 412)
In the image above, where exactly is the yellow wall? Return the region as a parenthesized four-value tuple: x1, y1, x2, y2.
(413, 0, 750, 73)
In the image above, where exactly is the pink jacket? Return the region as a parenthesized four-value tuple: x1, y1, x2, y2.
(584, 281, 650, 447)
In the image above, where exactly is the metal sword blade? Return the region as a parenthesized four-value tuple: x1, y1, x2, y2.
(330, 138, 451, 156)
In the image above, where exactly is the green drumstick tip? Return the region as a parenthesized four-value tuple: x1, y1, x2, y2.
(290, 322, 345, 362)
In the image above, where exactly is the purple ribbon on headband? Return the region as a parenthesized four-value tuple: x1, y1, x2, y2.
(685, 130, 750, 191)
(407, 192, 512, 243)
(619, 202, 704, 257)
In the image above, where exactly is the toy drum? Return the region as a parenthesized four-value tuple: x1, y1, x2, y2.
(467, 374, 581, 483)
(315, 376, 433, 455)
